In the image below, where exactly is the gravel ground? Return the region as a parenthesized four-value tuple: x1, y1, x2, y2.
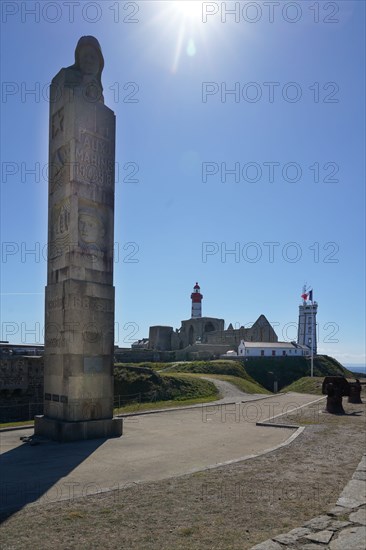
(1, 400, 365, 550)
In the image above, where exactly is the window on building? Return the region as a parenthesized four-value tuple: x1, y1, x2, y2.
(261, 350, 264, 356)
(282, 351, 286, 356)
(272, 350, 276, 356)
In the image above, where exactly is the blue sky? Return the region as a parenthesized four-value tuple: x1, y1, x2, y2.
(0, 1, 365, 364)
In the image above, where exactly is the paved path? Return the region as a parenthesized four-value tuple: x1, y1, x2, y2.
(200, 376, 250, 400)
(0, 392, 323, 519)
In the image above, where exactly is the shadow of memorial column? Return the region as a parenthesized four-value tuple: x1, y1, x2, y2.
(0, 435, 107, 521)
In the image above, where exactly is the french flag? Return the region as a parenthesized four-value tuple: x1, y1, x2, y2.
(301, 289, 314, 302)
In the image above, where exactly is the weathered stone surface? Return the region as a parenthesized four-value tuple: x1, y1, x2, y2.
(349, 508, 366, 525)
(328, 506, 352, 516)
(329, 526, 366, 549)
(304, 529, 334, 544)
(356, 455, 366, 471)
(299, 545, 326, 550)
(250, 540, 282, 550)
(250, 539, 283, 550)
(353, 471, 366, 481)
(274, 530, 309, 545)
(337, 479, 366, 508)
(303, 515, 331, 530)
(34, 36, 122, 442)
(287, 527, 311, 538)
(328, 520, 352, 531)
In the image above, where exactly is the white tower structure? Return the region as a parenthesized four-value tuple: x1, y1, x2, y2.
(297, 286, 318, 355)
(191, 282, 203, 318)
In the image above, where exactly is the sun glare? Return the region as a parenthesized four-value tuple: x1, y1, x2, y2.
(173, 1, 203, 20)
(169, 1, 205, 72)
(146, 1, 222, 73)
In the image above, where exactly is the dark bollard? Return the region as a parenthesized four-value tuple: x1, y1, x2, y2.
(348, 380, 363, 404)
(325, 383, 345, 414)
(322, 376, 350, 415)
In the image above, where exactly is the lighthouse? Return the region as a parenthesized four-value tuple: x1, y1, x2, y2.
(298, 286, 318, 355)
(191, 282, 203, 318)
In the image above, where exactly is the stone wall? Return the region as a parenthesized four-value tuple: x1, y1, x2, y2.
(0, 355, 43, 395)
(0, 356, 44, 422)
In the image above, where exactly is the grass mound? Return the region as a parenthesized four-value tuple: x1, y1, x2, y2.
(113, 365, 218, 406)
(282, 376, 325, 395)
(160, 373, 219, 401)
(283, 373, 360, 396)
(244, 355, 352, 391)
(162, 360, 253, 379)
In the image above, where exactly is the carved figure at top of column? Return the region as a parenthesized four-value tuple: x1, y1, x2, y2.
(51, 36, 105, 104)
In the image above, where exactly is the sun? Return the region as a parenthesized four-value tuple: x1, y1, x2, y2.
(173, 1, 203, 20)
(168, 1, 205, 72)
(146, 1, 221, 73)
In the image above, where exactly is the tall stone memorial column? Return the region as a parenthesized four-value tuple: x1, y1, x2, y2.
(35, 36, 123, 441)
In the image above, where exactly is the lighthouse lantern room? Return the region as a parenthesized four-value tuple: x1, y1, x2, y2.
(191, 282, 203, 319)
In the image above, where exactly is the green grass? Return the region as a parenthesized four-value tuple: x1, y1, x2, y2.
(282, 375, 359, 396)
(159, 373, 219, 400)
(0, 419, 34, 429)
(113, 366, 218, 404)
(282, 376, 325, 395)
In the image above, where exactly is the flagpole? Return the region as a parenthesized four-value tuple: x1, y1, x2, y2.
(311, 340, 314, 377)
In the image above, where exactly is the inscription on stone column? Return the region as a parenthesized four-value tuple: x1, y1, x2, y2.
(47, 295, 114, 312)
(68, 295, 114, 312)
(74, 130, 114, 187)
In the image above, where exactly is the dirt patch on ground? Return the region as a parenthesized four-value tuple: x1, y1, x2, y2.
(1, 400, 365, 549)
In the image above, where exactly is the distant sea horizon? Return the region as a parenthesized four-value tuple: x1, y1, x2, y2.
(343, 364, 366, 375)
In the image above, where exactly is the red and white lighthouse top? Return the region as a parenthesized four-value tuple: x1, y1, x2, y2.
(191, 282, 203, 302)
